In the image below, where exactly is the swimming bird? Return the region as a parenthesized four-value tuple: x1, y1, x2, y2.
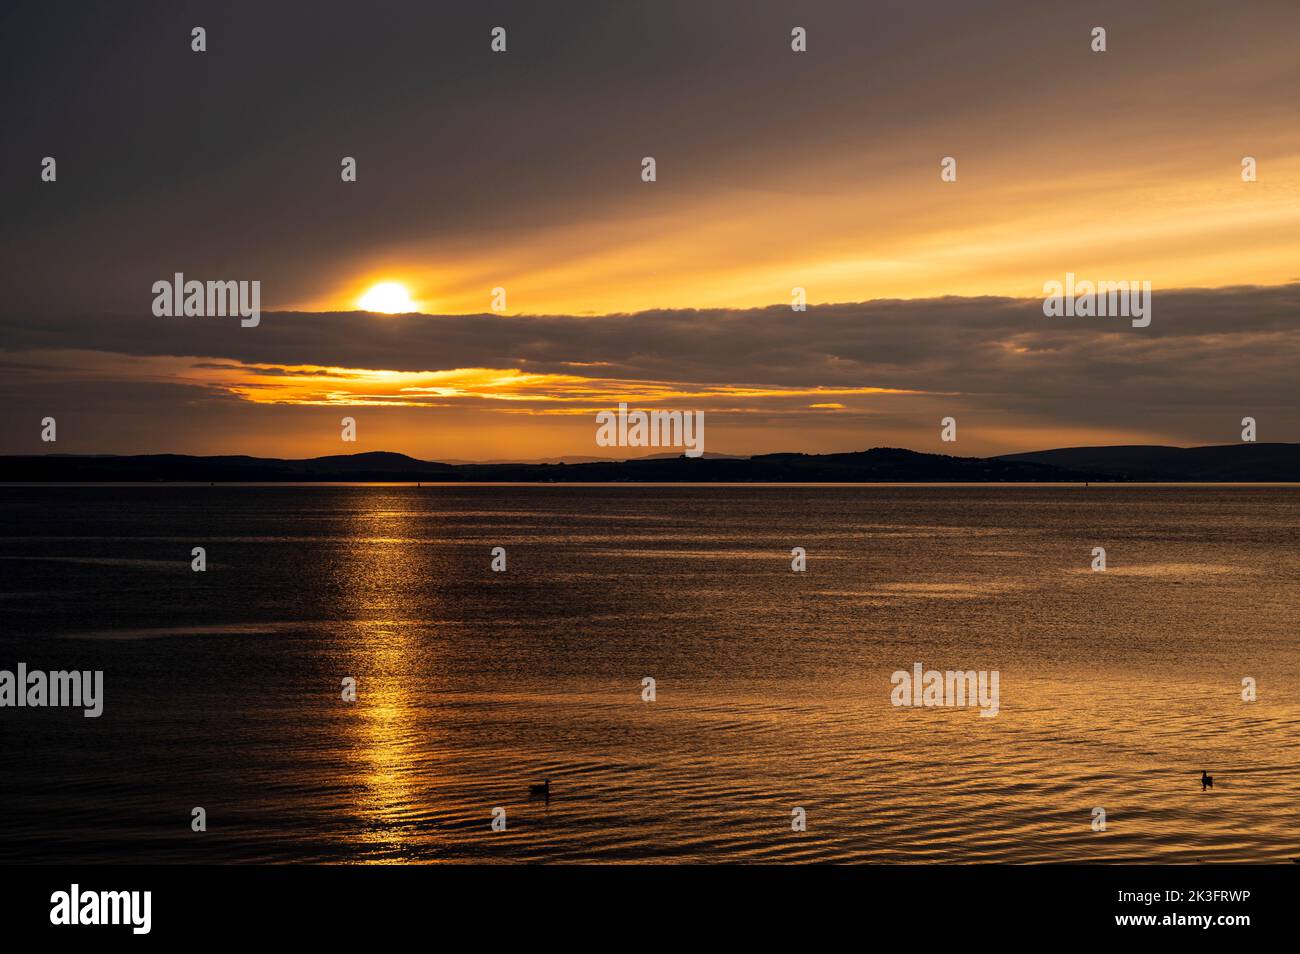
(528, 779, 551, 798)
(1201, 770, 1213, 791)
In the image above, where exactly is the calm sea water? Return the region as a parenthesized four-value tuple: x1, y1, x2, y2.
(1, 485, 1298, 863)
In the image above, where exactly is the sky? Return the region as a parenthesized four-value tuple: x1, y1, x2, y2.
(2, 0, 1298, 459)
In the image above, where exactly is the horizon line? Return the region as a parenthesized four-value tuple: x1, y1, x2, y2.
(7, 441, 1296, 465)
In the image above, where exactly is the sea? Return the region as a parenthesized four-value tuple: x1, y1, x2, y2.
(1, 484, 1297, 863)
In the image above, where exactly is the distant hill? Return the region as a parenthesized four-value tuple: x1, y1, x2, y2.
(996, 443, 1300, 481)
(6, 444, 1298, 483)
(437, 451, 747, 465)
(3, 447, 1114, 482)
(0, 451, 458, 483)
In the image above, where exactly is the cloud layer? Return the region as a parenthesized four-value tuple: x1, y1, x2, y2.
(3, 284, 1297, 458)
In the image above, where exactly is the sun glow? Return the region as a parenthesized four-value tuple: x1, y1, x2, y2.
(358, 282, 417, 314)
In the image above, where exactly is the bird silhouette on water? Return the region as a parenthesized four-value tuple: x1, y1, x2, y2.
(1201, 770, 1214, 792)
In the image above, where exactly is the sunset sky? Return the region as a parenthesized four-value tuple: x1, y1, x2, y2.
(2, 0, 1298, 459)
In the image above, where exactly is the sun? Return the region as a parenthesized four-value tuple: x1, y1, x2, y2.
(358, 281, 417, 314)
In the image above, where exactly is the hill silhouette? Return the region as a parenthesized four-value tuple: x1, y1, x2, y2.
(996, 443, 1300, 481)
(5, 444, 1297, 482)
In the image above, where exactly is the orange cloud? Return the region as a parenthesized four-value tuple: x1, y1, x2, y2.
(302, 148, 1300, 318)
(211, 363, 926, 410)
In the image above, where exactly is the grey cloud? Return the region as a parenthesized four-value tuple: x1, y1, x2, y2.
(2, 284, 1297, 431)
(4, 0, 1297, 314)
